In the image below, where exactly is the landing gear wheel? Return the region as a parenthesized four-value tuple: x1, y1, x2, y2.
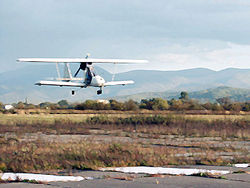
(97, 90, 102, 95)
(72, 90, 75, 95)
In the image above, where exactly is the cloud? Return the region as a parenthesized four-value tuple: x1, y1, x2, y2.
(150, 42, 250, 71)
(1, 0, 250, 73)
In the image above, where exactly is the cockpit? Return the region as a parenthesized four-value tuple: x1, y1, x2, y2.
(85, 66, 96, 85)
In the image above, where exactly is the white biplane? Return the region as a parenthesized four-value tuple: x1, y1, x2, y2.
(17, 55, 148, 95)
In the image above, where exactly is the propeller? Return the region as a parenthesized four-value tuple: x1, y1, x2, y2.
(74, 53, 91, 77)
(74, 63, 87, 77)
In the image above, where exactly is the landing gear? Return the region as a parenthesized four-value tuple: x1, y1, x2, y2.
(97, 89, 102, 95)
(72, 90, 75, 95)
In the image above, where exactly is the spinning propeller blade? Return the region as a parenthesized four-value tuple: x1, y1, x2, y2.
(74, 62, 87, 77)
(74, 54, 90, 77)
(74, 67, 81, 77)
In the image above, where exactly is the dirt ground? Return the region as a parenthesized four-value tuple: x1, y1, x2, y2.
(11, 130, 249, 162)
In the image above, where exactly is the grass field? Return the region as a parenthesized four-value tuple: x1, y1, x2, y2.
(1, 113, 249, 125)
(0, 112, 249, 173)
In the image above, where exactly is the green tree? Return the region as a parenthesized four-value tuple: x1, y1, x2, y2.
(49, 104, 60, 110)
(216, 97, 231, 105)
(124, 100, 138, 111)
(58, 100, 69, 108)
(39, 102, 52, 109)
(25, 104, 36, 109)
(211, 103, 224, 111)
(109, 100, 124, 110)
(242, 102, 250, 111)
(151, 98, 169, 110)
(202, 102, 213, 110)
(169, 99, 183, 110)
(139, 99, 151, 109)
(187, 100, 203, 110)
(95, 102, 110, 110)
(139, 98, 169, 110)
(179, 91, 189, 100)
(228, 103, 242, 112)
(83, 100, 96, 110)
(16, 101, 25, 109)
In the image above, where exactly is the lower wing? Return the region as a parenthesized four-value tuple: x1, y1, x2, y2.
(104, 80, 134, 86)
(35, 80, 134, 87)
(35, 81, 85, 87)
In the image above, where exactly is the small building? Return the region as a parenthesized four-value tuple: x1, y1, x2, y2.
(4, 105, 14, 110)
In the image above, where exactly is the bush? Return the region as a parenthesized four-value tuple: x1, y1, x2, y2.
(124, 100, 138, 111)
(140, 98, 168, 110)
(242, 102, 250, 111)
(109, 100, 124, 110)
(57, 100, 69, 109)
(169, 99, 183, 110)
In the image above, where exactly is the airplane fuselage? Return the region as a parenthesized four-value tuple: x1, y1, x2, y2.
(84, 66, 105, 87)
(87, 75, 105, 87)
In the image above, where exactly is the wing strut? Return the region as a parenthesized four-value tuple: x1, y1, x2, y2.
(55, 63, 61, 79)
(63, 63, 73, 80)
(111, 63, 117, 81)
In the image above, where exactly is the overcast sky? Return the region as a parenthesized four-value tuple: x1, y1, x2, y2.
(1, 0, 250, 73)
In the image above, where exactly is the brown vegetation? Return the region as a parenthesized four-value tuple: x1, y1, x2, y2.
(0, 115, 249, 138)
(0, 139, 248, 173)
(0, 113, 249, 173)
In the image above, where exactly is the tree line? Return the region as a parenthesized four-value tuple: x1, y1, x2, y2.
(1, 92, 249, 112)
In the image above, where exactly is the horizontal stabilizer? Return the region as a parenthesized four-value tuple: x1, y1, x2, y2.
(35, 81, 85, 87)
(17, 58, 148, 64)
(104, 80, 134, 86)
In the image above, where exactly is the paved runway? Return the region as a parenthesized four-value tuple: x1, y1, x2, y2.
(1, 166, 249, 188)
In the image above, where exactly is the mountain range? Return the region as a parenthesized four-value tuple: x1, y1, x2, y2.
(0, 65, 249, 104)
(114, 86, 250, 102)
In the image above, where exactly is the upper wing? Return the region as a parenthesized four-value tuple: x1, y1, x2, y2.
(17, 58, 148, 64)
(104, 80, 134, 86)
(35, 80, 85, 87)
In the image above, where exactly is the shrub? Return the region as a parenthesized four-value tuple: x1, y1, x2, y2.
(109, 100, 124, 110)
(124, 100, 139, 111)
(140, 98, 168, 110)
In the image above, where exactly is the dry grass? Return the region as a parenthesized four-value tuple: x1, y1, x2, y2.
(0, 139, 248, 173)
(0, 114, 249, 139)
(1, 113, 249, 125)
(0, 113, 249, 173)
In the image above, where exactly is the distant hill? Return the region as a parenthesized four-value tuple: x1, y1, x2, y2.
(114, 86, 250, 102)
(188, 86, 250, 102)
(114, 68, 250, 94)
(0, 65, 249, 103)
